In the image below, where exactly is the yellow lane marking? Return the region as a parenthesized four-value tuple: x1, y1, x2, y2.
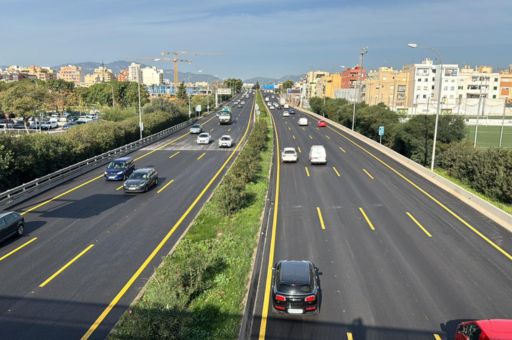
(20, 115, 219, 216)
(302, 127, 305, 131)
(324, 123, 512, 261)
(332, 166, 341, 177)
(326, 135, 331, 139)
(433, 334, 442, 340)
(406, 212, 433, 237)
(115, 185, 123, 191)
(309, 135, 313, 140)
(210, 128, 214, 132)
(258, 105, 281, 340)
(197, 152, 207, 160)
(363, 168, 374, 180)
(39, 244, 94, 288)
(339, 146, 347, 153)
(156, 179, 175, 194)
(227, 128, 231, 132)
(305, 166, 310, 177)
(359, 207, 376, 231)
(297, 146, 301, 153)
(169, 151, 180, 159)
(288, 127, 291, 131)
(292, 135, 296, 140)
(316, 207, 326, 230)
(347, 332, 354, 340)
(0, 237, 38, 262)
(82, 98, 255, 340)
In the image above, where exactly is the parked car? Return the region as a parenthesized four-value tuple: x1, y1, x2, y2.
(272, 260, 320, 315)
(0, 119, 14, 129)
(13, 121, 27, 129)
(197, 132, 211, 145)
(104, 157, 135, 180)
(123, 167, 158, 193)
(282, 147, 298, 163)
(317, 120, 327, 127)
(190, 124, 202, 134)
(309, 145, 327, 165)
(455, 319, 512, 340)
(63, 122, 76, 130)
(218, 135, 233, 148)
(298, 118, 308, 126)
(0, 211, 24, 244)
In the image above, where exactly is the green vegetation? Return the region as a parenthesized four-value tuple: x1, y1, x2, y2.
(465, 125, 512, 148)
(223, 78, 243, 95)
(111, 92, 273, 339)
(281, 80, 294, 90)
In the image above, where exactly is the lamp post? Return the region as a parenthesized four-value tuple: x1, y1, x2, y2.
(352, 48, 368, 130)
(408, 43, 443, 171)
(137, 74, 143, 140)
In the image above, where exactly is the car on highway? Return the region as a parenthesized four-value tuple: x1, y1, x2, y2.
(455, 319, 512, 340)
(190, 124, 202, 134)
(123, 167, 158, 193)
(272, 260, 320, 315)
(298, 118, 308, 126)
(0, 211, 24, 244)
(197, 132, 211, 144)
(309, 145, 327, 165)
(104, 157, 135, 180)
(218, 135, 233, 148)
(283, 111, 290, 117)
(317, 120, 328, 127)
(282, 147, 298, 163)
(290, 109, 295, 114)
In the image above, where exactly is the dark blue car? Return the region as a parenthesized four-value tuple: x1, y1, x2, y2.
(104, 157, 135, 180)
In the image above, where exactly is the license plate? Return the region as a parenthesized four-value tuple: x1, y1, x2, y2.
(287, 308, 303, 314)
(108, 176, 117, 179)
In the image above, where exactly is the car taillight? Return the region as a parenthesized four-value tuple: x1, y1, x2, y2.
(274, 305, 286, 311)
(305, 306, 317, 311)
(275, 294, 286, 302)
(305, 295, 316, 302)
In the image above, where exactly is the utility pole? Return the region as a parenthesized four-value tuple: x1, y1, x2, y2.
(499, 100, 507, 147)
(352, 47, 368, 130)
(474, 78, 485, 148)
(138, 74, 143, 140)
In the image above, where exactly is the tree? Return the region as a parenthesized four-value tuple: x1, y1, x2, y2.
(45, 79, 76, 112)
(176, 82, 187, 101)
(282, 80, 294, 90)
(253, 81, 260, 90)
(223, 78, 243, 95)
(0, 81, 48, 129)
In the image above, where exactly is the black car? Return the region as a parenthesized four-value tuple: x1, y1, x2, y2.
(0, 212, 24, 243)
(272, 260, 320, 314)
(123, 167, 158, 193)
(290, 109, 295, 114)
(105, 157, 135, 181)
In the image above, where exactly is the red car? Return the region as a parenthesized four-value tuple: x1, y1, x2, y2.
(317, 120, 327, 127)
(455, 319, 512, 340)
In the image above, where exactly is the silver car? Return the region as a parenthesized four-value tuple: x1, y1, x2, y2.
(197, 132, 211, 144)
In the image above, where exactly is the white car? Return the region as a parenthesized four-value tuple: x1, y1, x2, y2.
(189, 124, 202, 134)
(197, 132, 211, 145)
(309, 145, 327, 165)
(282, 147, 298, 163)
(283, 111, 290, 117)
(218, 135, 233, 148)
(298, 118, 308, 126)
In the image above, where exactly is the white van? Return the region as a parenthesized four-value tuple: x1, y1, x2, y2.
(309, 145, 327, 165)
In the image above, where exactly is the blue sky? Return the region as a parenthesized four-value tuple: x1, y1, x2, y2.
(0, 0, 511, 79)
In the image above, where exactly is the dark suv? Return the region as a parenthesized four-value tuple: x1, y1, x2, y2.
(123, 167, 158, 193)
(272, 260, 320, 314)
(0, 212, 24, 244)
(104, 157, 135, 180)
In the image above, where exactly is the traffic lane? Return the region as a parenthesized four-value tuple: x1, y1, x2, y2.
(0, 150, 230, 339)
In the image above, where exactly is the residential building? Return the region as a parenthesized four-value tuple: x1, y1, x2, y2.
(305, 71, 329, 99)
(128, 63, 142, 82)
(340, 65, 366, 88)
(141, 66, 163, 86)
(84, 66, 115, 86)
(363, 67, 409, 110)
(57, 65, 82, 85)
(455, 66, 502, 115)
(324, 73, 343, 98)
(22, 65, 55, 81)
(117, 68, 129, 82)
(499, 66, 512, 104)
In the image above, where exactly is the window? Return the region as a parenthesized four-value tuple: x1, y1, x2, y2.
(418, 78, 422, 82)
(423, 95, 427, 99)
(432, 85, 435, 90)
(0, 218, 6, 230)
(424, 78, 428, 82)
(493, 95, 497, 99)
(494, 86, 498, 90)
(432, 77, 435, 82)
(424, 86, 428, 90)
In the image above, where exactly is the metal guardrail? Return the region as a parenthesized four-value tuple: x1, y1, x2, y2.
(0, 118, 195, 210)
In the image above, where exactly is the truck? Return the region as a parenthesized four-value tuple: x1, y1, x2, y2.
(218, 106, 233, 125)
(279, 98, 286, 106)
(283, 103, 289, 109)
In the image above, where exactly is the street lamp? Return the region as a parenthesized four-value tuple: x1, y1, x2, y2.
(137, 73, 143, 140)
(352, 47, 368, 130)
(408, 42, 442, 171)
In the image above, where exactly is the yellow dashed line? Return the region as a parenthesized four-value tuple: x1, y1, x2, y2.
(363, 168, 374, 180)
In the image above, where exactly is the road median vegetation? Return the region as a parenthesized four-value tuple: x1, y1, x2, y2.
(111, 92, 273, 339)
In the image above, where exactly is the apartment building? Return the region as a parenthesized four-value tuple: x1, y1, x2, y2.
(324, 73, 343, 98)
(84, 66, 115, 86)
(128, 63, 142, 82)
(305, 71, 329, 99)
(57, 65, 82, 85)
(141, 66, 164, 86)
(363, 67, 409, 110)
(499, 65, 512, 104)
(23, 65, 55, 81)
(340, 65, 366, 88)
(117, 68, 129, 82)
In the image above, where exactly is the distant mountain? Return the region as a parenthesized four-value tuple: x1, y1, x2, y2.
(244, 74, 303, 84)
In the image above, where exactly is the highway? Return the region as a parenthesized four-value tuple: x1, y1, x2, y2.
(250, 99, 512, 339)
(0, 93, 254, 339)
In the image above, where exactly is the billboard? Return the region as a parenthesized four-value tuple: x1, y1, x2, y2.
(217, 88, 232, 95)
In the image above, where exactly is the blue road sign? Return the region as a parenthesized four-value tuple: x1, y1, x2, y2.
(378, 126, 385, 136)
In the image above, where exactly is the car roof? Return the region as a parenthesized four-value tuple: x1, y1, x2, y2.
(283, 147, 296, 152)
(113, 157, 132, 162)
(133, 167, 154, 173)
(199, 132, 210, 136)
(0, 211, 17, 219)
(278, 261, 312, 285)
(192, 123, 200, 127)
(473, 320, 512, 335)
(221, 135, 232, 138)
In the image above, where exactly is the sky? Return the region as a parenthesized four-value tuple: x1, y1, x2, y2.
(0, 0, 511, 79)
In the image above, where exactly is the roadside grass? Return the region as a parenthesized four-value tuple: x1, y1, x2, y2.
(435, 168, 512, 215)
(110, 92, 273, 340)
(465, 125, 512, 148)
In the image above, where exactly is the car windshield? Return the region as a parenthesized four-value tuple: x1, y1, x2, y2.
(284, 150, 295, 154)
(192, 125, 200, 128)
(107, 161, 126, 169)
(222, 137, 230, 140)
(199, 134, 208, 137)
(130, 172, 148, 180)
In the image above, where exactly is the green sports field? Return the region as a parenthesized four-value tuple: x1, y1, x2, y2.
(465, 125, 512, 148)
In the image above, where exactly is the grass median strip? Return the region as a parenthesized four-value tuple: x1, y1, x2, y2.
(111, 92, 273, 340)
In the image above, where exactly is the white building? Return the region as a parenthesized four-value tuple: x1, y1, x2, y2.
(128, 63, 142, 82)
(141, 66, 163, 86)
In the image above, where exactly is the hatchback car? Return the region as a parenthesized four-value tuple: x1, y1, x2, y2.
(197, 132, 211, 145)
(317, 120, 327, 127)
(298, 118, 308, 126)
(104, 157, 135, 180)
(123, 167, 158, 193)
(282, 147, 298, 163)
(218, 135, 233, 148)
(189, 124, 202, 134)
(272, 260, 320, 314)
(0, 212, 24, 243)
(283, 111, 290, 117)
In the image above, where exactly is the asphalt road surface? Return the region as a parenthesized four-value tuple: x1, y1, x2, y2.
(250, 101, 512, 340)
(0, 93, 254, 340)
